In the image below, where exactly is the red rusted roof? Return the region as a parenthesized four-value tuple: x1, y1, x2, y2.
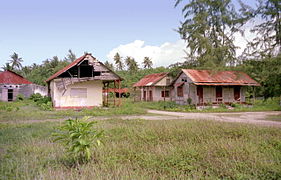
(102, 88, 129, 93)
(182, 69, 260, 86)
(0, 70, 32, 84)
(133, 72, 169, 87)
(46, 54, 87, 82)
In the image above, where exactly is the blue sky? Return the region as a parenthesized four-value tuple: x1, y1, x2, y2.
(0, 0, 256, 67)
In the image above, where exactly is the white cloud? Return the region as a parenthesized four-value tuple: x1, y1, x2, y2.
(107, 22, 257, 68)
(107, 40, 186, 67)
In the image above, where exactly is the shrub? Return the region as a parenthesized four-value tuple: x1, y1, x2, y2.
(187, 98, 192, 105)
(53, 117, 104, 163)
(16, 94, 25, 101)
(30, 93, 53, 110)
(29, 93, 42, 102)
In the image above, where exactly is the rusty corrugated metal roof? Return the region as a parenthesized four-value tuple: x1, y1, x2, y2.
(0, 70, 32, 84)
(133, 72, 169, 87)
(182, 69, 260, 86)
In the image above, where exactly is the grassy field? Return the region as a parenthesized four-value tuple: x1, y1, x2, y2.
(138, 97, 281, 113)
(0, 99, 146, 122)
(0, 119, 281, 179)
(0, 98, 280, 179)
(0, 97, 279, 123)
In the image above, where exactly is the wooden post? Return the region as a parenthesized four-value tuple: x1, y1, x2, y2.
(164, 86, 166, 102)
(253, 86, 255, 104)
(119, 80, 121, 106)
(106, 82, 109, 106)
(114, 80, 116, 107)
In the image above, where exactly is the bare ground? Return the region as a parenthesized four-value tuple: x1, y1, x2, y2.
(2, 110, 281, 128)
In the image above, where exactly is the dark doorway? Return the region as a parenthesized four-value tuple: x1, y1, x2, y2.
(143, 90, 146, 101)
(216, 86, 223, 103)
(149, 90, 153, 101)
(234, 86, 240, 101)
(197, 86, 203, 104)
(8, 89, 13, 101)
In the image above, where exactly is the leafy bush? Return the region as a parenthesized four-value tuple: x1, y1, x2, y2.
(0, 103, 19, 112)
(53, 117, 104, 163)
(30, 93, 53, 110)
(29, 93, 42, 102)
(16, 94, 25, 101)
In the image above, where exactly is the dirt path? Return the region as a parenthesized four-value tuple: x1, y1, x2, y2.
(147, 110, 281, 128)
(1, 110, 281, 128)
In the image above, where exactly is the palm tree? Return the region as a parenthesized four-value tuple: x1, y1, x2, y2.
(143, 57, 153, 69)
(104, 60, 114, 70)
(1, 63, 12, 71)
(113, 52, 124, 70)
(9, 52, 23, 70)
(125, 56, 138, 72)
(64, 49, 76, 62)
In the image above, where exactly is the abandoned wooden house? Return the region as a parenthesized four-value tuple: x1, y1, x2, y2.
(0, 70, 47, 101)
(171, 69, 260, 105)
(133, 72, 172, 101)
(46, 53, 123, 109)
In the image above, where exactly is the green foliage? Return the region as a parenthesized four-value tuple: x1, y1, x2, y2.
(30, 93, 52, 111)
(1, 119, 281, 179)
(53, 117, 104, 163)
(241, 0, 281, 58)
(29, 93, 43, 101)
(16, 94, 25, 101)
(175, 0, 245, 67)
(143, 57, 153, 69)
(238, 55, 281, 98)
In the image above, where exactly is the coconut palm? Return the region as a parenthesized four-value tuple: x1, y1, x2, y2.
(64, 49, 76, 62)
(1, 63, 12, 71)
(9, 52, 23, 70)
(104, 60, 114, 70)
(125, 56, 138, 72)
(143, 57, 153, 69)
(113, 52, 124, 70)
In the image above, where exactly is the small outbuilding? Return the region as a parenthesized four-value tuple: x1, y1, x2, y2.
(0, 70, 47, 101)
(46, 53, 123, 109)
(133, 72, 172, 101)
(171, 69, 260, 105)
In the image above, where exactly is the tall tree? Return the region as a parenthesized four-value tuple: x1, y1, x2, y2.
(142, 57, 153, 69)
(125, 56, 138, 72)
(1, 63, 12, 71)
(104, 60, 114, 70)
(64, 49, 77, 62)
(242, 0, 281, 58)
(9, 52, 23, 70)
(113, 52, 124, 70)
(175, 0, 245, 67)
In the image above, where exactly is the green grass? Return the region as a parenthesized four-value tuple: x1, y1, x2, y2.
(0, 119, 281, 179)
(0, 99, 146, 122)
(138, 97, 281, 113)
(266, 115, 281, 122)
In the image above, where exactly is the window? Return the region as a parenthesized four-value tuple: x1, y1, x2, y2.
(177, 86, 183, 97)
(166, 78, 170, 85)
(70, 88, 87, 98)
(161, 90, 170, 97)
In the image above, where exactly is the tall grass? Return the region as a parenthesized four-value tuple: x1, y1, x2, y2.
(138, 97, 281, 112)
(0, 119, 280, 179)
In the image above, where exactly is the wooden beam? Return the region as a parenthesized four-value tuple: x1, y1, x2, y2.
(114, 80, 116, 107)
(118, 80, 121, 106)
